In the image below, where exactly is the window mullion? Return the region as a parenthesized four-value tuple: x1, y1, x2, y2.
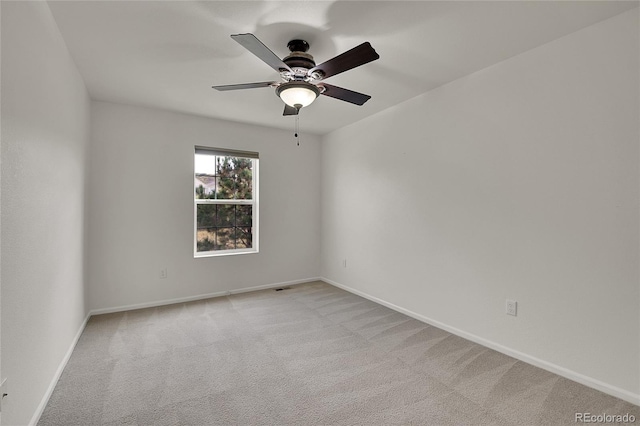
(195, 199, 253, 205)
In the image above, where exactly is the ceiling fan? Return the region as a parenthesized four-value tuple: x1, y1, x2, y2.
(212, 34, 380, 116)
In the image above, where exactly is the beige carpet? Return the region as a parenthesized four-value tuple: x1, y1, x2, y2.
(39, 281, 639, 425)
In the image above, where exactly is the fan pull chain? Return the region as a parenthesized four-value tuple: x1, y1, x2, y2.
(295, 114, 300, 146)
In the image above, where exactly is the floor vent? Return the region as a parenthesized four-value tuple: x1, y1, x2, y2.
(274, 287, 292, 291)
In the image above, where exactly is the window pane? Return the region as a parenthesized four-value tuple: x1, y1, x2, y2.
(196, 204, 216, 228)
(196, 203, 253, 252)
(237, 205, 252, 226)
(236, 227, 252, 248)
(194, 174, 216, 199)
(215, 227, 235, 250)
(216, 156, 236, 199)
(215, 156, 252, 200)
(234, 158, 253, 200)
(196, 228, 219, 252)
(195, 155, 253, 201)
(194, 153, 217, 200)
(215, 204, 235, 227)
(195, 152, 217, 174)
(196, 227, 250, 252)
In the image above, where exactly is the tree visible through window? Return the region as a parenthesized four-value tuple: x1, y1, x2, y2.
(194, 147, 258, 256)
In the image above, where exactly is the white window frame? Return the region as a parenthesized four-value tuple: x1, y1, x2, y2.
(194, 146, 259, 258)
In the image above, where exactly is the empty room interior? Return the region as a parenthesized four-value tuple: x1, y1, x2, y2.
(1, 1, 639, 425)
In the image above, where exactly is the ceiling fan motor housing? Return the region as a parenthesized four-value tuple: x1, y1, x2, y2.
(287, 39, 309, 53)
(283, 39, 316, 76)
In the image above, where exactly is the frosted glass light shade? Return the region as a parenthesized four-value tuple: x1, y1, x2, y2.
(276, 82, 320, 108)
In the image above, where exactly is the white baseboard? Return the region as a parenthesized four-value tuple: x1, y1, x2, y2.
(30, 277, 322, 425)
(29, 311, 92, 426)
(228, 277, 322, 295)
(321, 277, 640, 407)
(89, 277, 322, 316)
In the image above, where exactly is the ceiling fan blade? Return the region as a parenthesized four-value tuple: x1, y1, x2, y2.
(283, 104, 299, 116)
(309, 42, 379, 80)
(320, 83, 371, 106)
(231, 33, 292, 73)
(212, 81, 277, 91)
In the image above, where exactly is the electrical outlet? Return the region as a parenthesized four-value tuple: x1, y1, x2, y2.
(506, 299, 517, 316)
(160, 268, 167, 279)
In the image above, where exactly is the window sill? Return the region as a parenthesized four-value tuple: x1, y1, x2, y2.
(194, 248, 258, 258)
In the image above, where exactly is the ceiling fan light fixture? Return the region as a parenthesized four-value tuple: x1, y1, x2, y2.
(276, 81, 320, 108)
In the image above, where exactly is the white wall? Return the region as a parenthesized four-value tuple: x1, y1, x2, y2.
(1, 2, 91, 425)
(321, 9, 639, 402)
(88, 101, 321, 311)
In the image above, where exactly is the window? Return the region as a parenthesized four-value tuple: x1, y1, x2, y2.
(194, 147, 258, 257)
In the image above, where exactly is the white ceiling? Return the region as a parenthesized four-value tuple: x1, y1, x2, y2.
(47, 1, 637, 135)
